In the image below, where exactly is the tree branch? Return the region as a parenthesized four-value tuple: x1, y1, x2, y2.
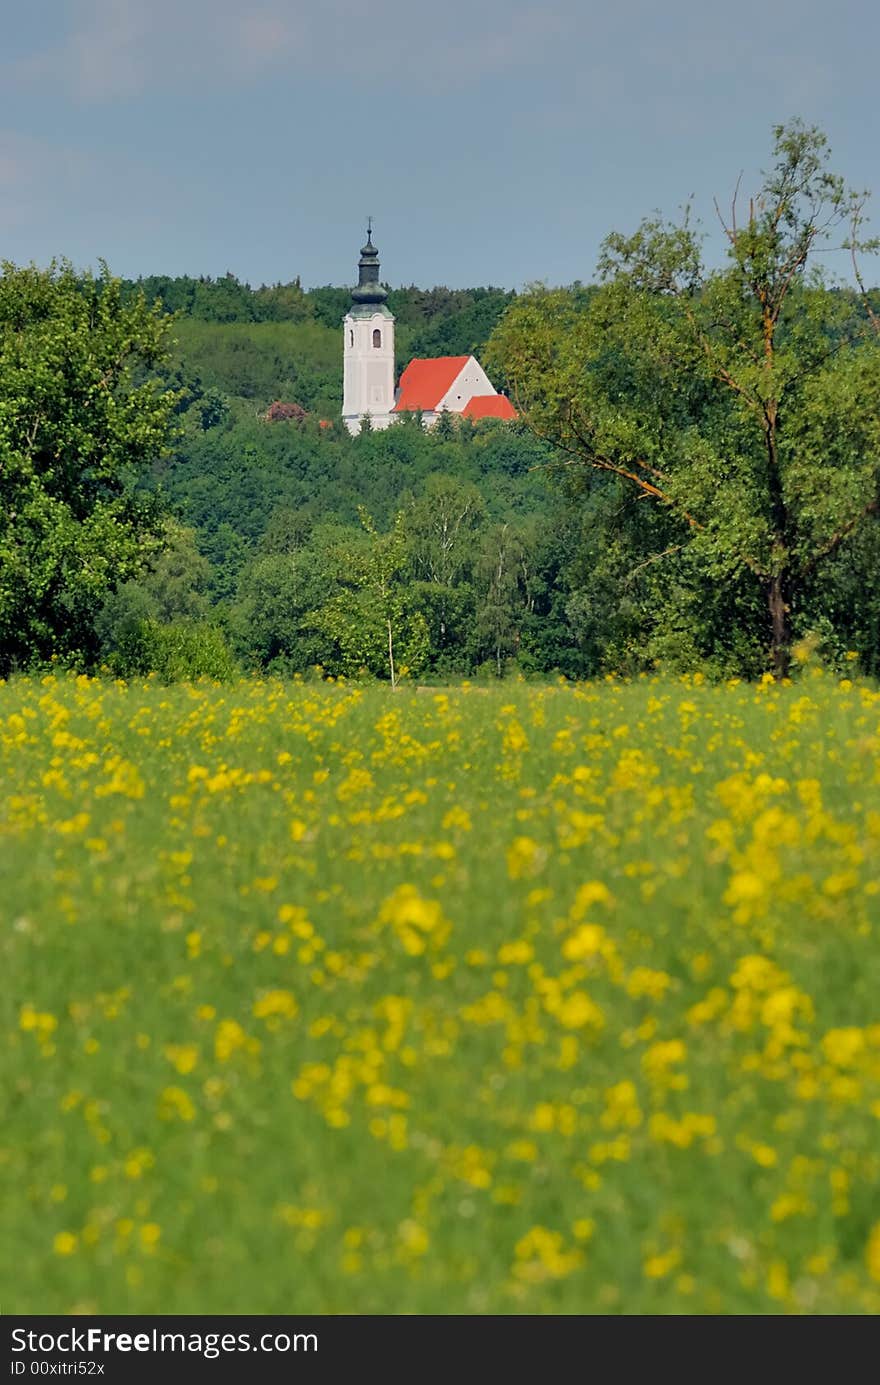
(623, 544, 685, 585)
(849, 203, 880, 337)
(564, 408, 706, 530)
(801, 498, 880, 575)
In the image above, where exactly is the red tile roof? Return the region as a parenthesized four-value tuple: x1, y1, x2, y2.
(461, 393, 518, 421)
(393, 356, 470, 412)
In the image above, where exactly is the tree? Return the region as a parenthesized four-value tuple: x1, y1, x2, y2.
(136, 520, 212, 624)
(404, 474, 484, 584)
(94, 521, 238, 680)
(0, 260, 177, 673)
(308, 510, 428, 684)
(489, 122, 880, 675)
(401, 474, 484, 670)
(229, 547, 332, 673)
(475, 522, 527, 676)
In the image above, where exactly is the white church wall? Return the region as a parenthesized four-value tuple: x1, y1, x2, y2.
(342, 309, 396, 434)
(435, 357, 496, 414)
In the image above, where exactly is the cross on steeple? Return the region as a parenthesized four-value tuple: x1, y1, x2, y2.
(354, 221, 385, 304)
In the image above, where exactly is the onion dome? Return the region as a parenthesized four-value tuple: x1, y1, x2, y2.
(351, 221, 389, 308)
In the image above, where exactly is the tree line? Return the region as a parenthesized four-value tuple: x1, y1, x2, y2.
(121, 274, 516, 364)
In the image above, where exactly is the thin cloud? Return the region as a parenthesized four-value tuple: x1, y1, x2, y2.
(236, 10, 302, 68)
(68, 0, 151, 101)
(11, 0, 569, 102)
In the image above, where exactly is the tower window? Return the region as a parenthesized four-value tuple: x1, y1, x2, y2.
(373, 328, 382, 348)
(350, 330, 354, 347)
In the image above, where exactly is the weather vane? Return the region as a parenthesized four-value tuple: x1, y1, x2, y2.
(367, 215, 373, 238)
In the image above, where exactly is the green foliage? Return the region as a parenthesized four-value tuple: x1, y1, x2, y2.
(172, 319, 340, 412)
(402, 287, 516, 362)
(229, 543, 335, 675)
(474, 522, 529, 676)
(123, 272, 312, 325)
(94, 520, 239, 681)
(403, 474, 485, 586)
(96, 521, 211, 642)
(0, 260, 177, 674)
(307, 510, 429, 684)
(102, 618, 239, 682)
(7, 675, 880, 1312)
(489, 120, 880, 676)
(8, 143, 877, 686)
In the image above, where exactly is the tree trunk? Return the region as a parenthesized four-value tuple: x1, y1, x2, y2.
(768, 573, 791, 678)
(762, 385, 792, 679)
(387, 618, 397, 689)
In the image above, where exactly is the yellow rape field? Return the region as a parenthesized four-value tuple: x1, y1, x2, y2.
(4, 671, 880, 1314)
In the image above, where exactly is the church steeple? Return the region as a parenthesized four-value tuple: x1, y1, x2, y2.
(342, 221, 396, 434)
(351, 219, 389, 309)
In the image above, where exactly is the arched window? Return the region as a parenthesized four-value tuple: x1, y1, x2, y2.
(373, 328, 381, 349)
(349, 330, 354, 347)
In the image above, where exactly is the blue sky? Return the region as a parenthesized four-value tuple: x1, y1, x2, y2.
(2, 0, 877, 290)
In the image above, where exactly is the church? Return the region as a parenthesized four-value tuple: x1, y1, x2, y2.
(342, 226, 517, 435)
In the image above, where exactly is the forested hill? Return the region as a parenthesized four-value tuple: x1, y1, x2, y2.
(121, 272, 516, 337)
(122, 273, 518, 417)
(103, 261, 880, 687)
(7, 123, 876, 686)
(106, 271, 575, 684)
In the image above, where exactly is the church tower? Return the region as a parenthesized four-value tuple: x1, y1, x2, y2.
(342, 223, 396, 434)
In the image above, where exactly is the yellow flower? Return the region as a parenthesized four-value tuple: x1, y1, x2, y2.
(823, 872, 858, 897)
(766, 1260, 789, 1301)
(570, 881, 613, 917)
(555, 991, 604, 1031)
(642, 1039, 686, 1075)
(751, 1144, 778, 1168)
(562, 924, 607, 961)
(502, 719, 529, 756)
(158, 1085, 196, 1122)
(214, 1019, 248, 1061)
(497, 939, 534, 965)
(123, 1148, 155, 1179)
(397, 1219, 429, 1257)
(821, 1028, 866, 1067)
(724, 871, 765, 905)
(253, 989, 298, 1020)
(378, 885, 448, 955)
(601, 1081, 643, 1130)
(572, 1218, 595, 1243)
(626, 967, 672, 1000)
(513, 1226, 583, 1281)
(506, 836, 543, 880)
(20, 1005, 57, 1035)
(643, 1247, 681, 1279)
(164, 1043, 198, 1075)
(139, 1223, 161, 1251)
(507, 1139, 538, 1162)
